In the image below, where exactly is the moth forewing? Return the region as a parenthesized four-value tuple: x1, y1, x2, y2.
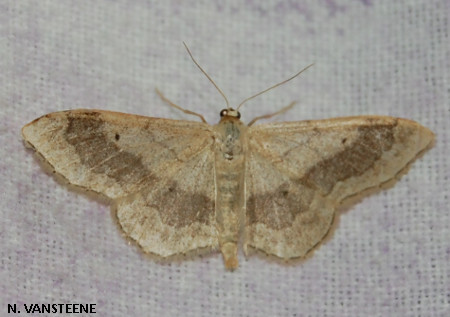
(243, 116, 434, 259)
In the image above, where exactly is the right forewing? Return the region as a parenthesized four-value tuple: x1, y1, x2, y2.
(245, 116, 434, 259)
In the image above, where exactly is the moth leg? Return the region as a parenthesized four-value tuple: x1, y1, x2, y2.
(248, 101, 296, 126)
(155, 88, 207, 123)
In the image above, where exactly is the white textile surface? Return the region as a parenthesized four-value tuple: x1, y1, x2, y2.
(1, 1, 449, 316)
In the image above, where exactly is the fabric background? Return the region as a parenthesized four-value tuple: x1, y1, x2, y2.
(1, 1, 448, 316)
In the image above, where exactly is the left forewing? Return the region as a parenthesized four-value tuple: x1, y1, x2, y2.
(22, 109, 214, 199)
(245, 116, 434, 259)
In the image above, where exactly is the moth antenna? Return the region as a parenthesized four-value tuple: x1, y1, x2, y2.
(236, 63, 314, 111)
(183, 42, 230, 109)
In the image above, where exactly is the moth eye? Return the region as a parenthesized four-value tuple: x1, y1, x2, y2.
(236, 112, 241, 119)
(220, 109, 228, 117)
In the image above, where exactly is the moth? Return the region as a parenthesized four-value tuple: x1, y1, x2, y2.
(22, 46, 434, 269)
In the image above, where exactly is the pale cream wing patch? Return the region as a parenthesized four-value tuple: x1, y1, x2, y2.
(245, 116, 434, 259)
(22, 109, 219, 255)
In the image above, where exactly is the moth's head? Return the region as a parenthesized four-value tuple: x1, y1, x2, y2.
(220, 108, 241, 119)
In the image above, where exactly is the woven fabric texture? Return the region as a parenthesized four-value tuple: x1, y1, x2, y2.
(1, 1, 448, 316)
